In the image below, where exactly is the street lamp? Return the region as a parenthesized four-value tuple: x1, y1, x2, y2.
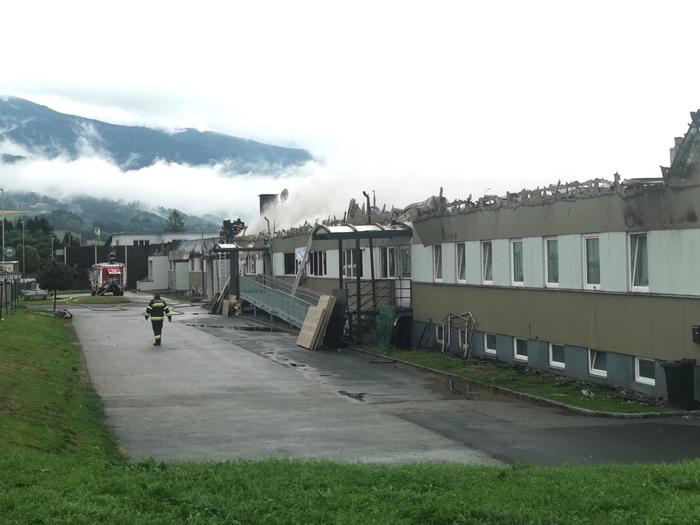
(20, 218, 25, 284)
(1, 187, 4, 264)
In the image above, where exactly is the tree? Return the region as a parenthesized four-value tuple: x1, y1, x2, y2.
(166, 209, 185, 232)
(15, 244, 41, 274)
(37, 261, 78, 313)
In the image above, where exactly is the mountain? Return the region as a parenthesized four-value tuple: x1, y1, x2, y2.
(0, 97, 312, 172)
(5, 192, 221, 239)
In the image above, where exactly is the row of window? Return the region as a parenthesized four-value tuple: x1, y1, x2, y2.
(282, 247, 412, 279)
(482, 333, 656, 386)
(433, 233, 649, 291)
(433, 326, 656, 386)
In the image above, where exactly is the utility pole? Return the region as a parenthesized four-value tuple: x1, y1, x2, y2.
(362, 190, 377, 309)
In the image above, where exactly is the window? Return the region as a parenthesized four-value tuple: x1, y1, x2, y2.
(435, 325, 444, 344)
(635, 357, 656, 386)
(433, 245, 443, 281)
(284, 253, 295, 275)
(244, 254, 257, 274)
(458, 328, 468, 350)
(630, 233, 649, 291)
(588, 349, 607, 378)
(308, 251, 327, 276)
(400, 246, 411, 278)
(511, 239, 523, 285)
(456, 243, 466, 282)
(514, 338, 528, 362)
(342, 249, 356, 278)
(482, 241, 493, 284)
(342, 248, 364, 278)
(380, 247, 399, 278)
(545, 237, 559, 287)
(549, 343, 565, 369)
(584, 236, 601, 290)
(484, 333, 497, 355)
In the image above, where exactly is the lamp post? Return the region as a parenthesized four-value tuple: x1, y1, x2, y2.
(1, 187, 5, 264)
(21, 218, 25, 285)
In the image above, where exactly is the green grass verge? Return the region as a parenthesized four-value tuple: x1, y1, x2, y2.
(2, 308, 700, 524)
(366, 347, 672, 414)
(0, 308, 118, 456)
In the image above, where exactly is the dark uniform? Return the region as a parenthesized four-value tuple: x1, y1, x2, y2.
(145, 295, 172, 345)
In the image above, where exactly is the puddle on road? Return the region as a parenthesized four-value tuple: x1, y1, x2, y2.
(338, 390, 366, 401)
(186, 323, 286, 333)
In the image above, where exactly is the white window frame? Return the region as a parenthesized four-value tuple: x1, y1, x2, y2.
(435, 325, 444, 344)
(548, 343, 565, 369)
(481, 241, 493, 285)
(458, 327, 467, 350)
(635, 357, 656, 386)
(510, 239, 524, 286)
(379, 247, 399, 279)
(433, 245, 443, 282)
(513, 338, 528, 362)
(456, 242, 466, 283)
(588, 349, 608, 378)
(307, 250, 327, 277)
(583, 235, 601, 290)
(629, 233, 649, 293)
(544, 237, 559, 288)
(400, 246, 411, 278)
(342, 248, 356, 278)
(484, 333, 497, 355)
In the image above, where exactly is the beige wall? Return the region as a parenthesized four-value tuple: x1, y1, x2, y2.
(412, 282, 700, 361)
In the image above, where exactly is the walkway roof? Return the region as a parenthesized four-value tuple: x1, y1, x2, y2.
(214, 242, 271, 252)
(312, 222, 412, 241)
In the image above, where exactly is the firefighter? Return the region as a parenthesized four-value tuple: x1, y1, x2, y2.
(144, 293, 172, 346)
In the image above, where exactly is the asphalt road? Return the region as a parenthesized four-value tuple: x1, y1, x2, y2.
(72, 294, 700, 465)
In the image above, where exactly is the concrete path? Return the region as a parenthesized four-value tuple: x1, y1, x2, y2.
(72, 294, 700, 465)
(72, 295, 498, 464)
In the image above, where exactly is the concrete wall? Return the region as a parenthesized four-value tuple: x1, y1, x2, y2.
(173, 261, 189, 291)
(137, 255, 169, 291)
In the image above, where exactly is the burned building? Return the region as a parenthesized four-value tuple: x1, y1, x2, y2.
(203, 111, 700, 405)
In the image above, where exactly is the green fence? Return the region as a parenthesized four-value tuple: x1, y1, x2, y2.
(240, 275, 316, 328)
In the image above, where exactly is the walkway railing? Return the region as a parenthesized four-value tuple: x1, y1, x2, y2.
(239, 275, 318, 328)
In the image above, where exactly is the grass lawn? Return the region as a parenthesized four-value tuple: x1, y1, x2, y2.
(2, 308, 699, 524)
(366, 347, 672, 414)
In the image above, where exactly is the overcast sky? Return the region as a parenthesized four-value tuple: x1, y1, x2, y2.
(3, 0, 700, 225)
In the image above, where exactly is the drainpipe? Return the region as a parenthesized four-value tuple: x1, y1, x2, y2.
(362, 191, 377, 309)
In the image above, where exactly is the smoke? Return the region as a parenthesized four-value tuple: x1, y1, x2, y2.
(0, 141, 462, 235)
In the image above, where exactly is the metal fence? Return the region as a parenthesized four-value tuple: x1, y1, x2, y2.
(239, 275, 317, 328)
(0, 273, 22, 318)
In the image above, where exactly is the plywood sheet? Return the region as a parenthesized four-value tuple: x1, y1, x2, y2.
(315, 295, 337, 349)
(297, 306, 324, 349)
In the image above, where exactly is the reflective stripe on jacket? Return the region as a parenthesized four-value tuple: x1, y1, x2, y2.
(146, 299, 171, 320)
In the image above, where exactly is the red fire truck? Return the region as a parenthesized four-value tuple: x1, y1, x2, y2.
(89, 251, 127, 296)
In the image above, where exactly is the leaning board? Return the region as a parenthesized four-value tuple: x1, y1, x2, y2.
(297, 306, 325, 349)
(315, 295, 337, 349)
